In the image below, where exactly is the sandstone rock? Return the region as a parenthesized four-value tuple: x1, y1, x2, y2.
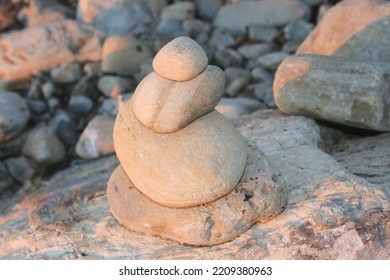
(216, 97, 264, 119)
(1, 111, 389, 259)
(273, 54, 390, 131)
(108, 142, 287, 245)
(76, 115, 115, 160)
(297, 0, 390, 61)
(0, 20, 101, 81)
(213, 0, 310, 35)
(76, 0, 155, 36)
(0, 92, 30, 143)
(102, 35, 152, 76)
(0, 0, 21, 31)
(152, 36, 208, 82)
(160, 2, 195, 21)
(98, 75, 133, 98)
(22, 125, 65, 166)
(133, 66, 224, 133)
(50, 63, 82, 83)
(114, 100, 246, 207)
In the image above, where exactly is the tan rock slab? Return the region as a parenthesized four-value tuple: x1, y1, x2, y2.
(133, 65, 225, 133)
(152, 36, 208, 81)
(107, 142, 288, 246)
(0, 20, 101, 81)
(114, 99, 247, 207)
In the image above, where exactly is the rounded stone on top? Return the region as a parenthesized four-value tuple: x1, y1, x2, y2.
(152, 36, 208, 81)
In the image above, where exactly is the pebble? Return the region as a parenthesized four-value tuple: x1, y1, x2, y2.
(50, 62, 82, 83)
(224, 67, 251, 85)
(283, 20, 313, 44)
(76, 0, 155, 36)
(71, 75, 100, 100)
(257, 52, 289, 71)
(27, 99, 47, 115)
(214, 48, 243, 69)
(102, 35, 152, 76)
(97, 75, 133, 99)
(237, 43, 273, 60)
(160, 2, 195, 21)
(0, 132, 27, 159)
(251, 67, 274, 84)
(83, 62, 102, 75)
(76, 115, 115, 159)
(213, 0, 310, 35)
(57, 119, 79, 146)
(182, 19, 211, 37)
(99, 99, 119, 117)
(68, 95, 93, 116)
(115, 100, 247, 207)
(216, 97, 264, 119)
(196, 0, 224, 21)
(274, 54, 390, 131)
(4, 156, 35, 183)
(0, 92, 30, 144)
(47, 97, 60, 112)
(133, 65, 225, 133)
(0, 162, 13, 192)
(225, 78, 248, 97)
(209, 28, 236, 50)
(248, 23, 278, 42)
(282, 41, 299, 54)
(134, 58, 154, 84)
(41, 81, 55, 99)
(22, 125, 65, 166)
(156, 18, 185, 39)
(153, 36, 208, 81)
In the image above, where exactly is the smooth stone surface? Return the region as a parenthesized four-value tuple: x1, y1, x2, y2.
(152, 36, 208, 82)
(248, 24, 278, 42)
(133, 65, 225, 133)
(160, 2, 195, 21)
(107, 143, 287, 246)
(274, 54, 390, 131)
(22, 125, 65, 166)
(68, 95, 93, 116)
(237, 43, 273, 60)
(0, 92, 30, 143)
(102, 35, 152, 76)
(213, 0, 310, 35)
(4, 156, 35, 183)
(297, 0, 390, 61)
(0, 20, 101, 81)
(216, 97, 264, 120)
(257, 52, 289, 71)
(197, 0, 223, 21)
(98, 75, 133, 98)
(283, 20, 313, 44)
(114, 100, 247, 207)
(50, 62, 82, 83)
(76, 115, 115, 160)
(76, 0, 155, 36)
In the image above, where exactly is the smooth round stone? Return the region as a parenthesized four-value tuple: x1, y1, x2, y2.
(114, 99, 247, 207)
(107, 142, 288, 246)
(152, 36, 208, 81)
(0, 92, 30, 143)
(133, 65, 225, 133)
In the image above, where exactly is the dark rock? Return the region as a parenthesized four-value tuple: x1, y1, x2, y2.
(68, 95, 93, 116)
(283, 20, 313, 44)
(57, 120, 79, 146)
(50, 62, 83, 84)
(27, 99, 47, 115)
(0, 132, 27, 159)
(0, 162, 13, 192)
(196, 0, 223, 21)
(4, 156, 35, 183)
(214, 49, 242, 69)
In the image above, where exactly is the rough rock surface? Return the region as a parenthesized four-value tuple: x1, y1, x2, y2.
(1, 110, 389, 259)
(133, 66, 224, 133)
(114, 100, 247, 207)
(273, 54, 390, 131)
(152, 36, 208, 81)
(213, 0, 310, 35)
(0, 20, 101, 81)
(297, 0, 390, 61)
(0, 92, 30, 143)
(108, 141, 287, 246)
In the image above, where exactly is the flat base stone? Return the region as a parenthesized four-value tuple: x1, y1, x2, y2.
(107, 142, 288, 246)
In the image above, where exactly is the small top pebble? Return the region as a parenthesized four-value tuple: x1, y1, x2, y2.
(152, 36, 208, 81)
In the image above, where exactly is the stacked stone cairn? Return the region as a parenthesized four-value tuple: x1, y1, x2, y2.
(107, 37, 288, 246)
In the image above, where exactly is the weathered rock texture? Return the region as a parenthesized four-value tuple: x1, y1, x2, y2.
(1, 110, 389, 259)
(114, 100, 247, 207)
(0, 20, 101, 81)
(274, 54, 390, 131)
(297, 0, 390, 61)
